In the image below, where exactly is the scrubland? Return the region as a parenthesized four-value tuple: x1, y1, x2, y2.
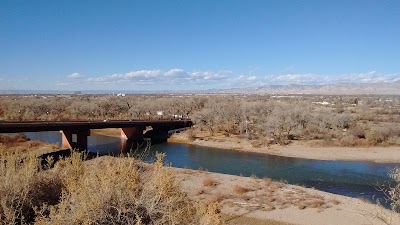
(1, 136, 400, 225)
(1, 94, 400, 148)
(1, 94, 400, 224)
(0, 145, 224, 225)
(0, 136, 294, 225)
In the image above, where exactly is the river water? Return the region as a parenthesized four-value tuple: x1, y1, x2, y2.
(24, 131, 399, 204)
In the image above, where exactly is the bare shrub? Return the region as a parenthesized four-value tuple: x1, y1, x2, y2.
(0, 151, 223, 225)
(265, 102, 310, 145)
(366, 128, 387, 145)
(199, 201, 224, 225)
(233, 185, 250, 194)
(388, 168, 400, 213)
(351, 126, 366, 139)
(203, 177, 217, 187)
(0, 154, 63, 224)
(0, 134, 30, 146)
(37, 154, 203, 224)
(373, 168, 400, 225)
(387, 137, 400, 146)
(366, 126, 400, 146)
(338, 135, 357, 147)
(334, 113, 353, 129)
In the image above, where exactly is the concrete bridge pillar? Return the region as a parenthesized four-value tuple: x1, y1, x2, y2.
(120, 127, 145, 139)
(60, 130, 90, 151)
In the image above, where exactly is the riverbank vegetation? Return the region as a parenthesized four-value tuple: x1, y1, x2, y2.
(1, 144, 399, 225)
(0, 133, 58, 155)
(1, 122, 400, 224)
(0, 137, 300, 225)
(0, 150, 225, 225)
(1, 94, 399, 147)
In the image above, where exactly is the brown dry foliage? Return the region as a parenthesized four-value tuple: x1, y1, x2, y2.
(0, 152, 224, 225)
(203, 177, 217, 187)
(233, 185, 250, 195)
(0, 134, 30, 147)
(2, 94, 400, 147)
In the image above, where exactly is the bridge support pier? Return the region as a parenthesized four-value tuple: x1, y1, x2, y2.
(144, 127, 170, 144)
(120, 127, 147, 155)
(60, 130, 90, 151)
(120, 127, 145, 140)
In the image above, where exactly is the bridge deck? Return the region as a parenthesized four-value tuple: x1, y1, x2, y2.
(0, 120, 192, 133)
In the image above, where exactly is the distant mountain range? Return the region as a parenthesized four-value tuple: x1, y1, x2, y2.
(1, 82, 399, 95)
(220, 82, 400, 95)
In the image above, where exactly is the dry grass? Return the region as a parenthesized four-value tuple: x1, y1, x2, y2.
(0, 134, 58, 155)
(211, 178, 338, 213)
(222, 214, 294, 225)
(233, 185, 250, 194)
(0, 133, 29, 146)
(0, 153, 63, 224)
(203, 177, 217, 187)
(0, 151, 224, 225)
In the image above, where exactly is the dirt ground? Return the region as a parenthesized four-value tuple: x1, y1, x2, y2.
(172, 167, 400, 225)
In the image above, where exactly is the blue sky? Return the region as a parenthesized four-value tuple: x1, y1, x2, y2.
(0, 0, 399, 91)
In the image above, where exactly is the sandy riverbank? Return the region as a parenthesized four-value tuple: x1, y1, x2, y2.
(175, 166, 399, 225)
(168, 136, 400, 224)
(87, 156, 398, 225)
(169, 133, 400, 163)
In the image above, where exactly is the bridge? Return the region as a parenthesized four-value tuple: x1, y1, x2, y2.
(0, 120, 192, 150)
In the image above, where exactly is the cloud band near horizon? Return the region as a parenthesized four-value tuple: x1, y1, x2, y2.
(59, 69, 400, 89)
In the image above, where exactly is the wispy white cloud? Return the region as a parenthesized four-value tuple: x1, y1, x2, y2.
(56, 82, 69, 86)
(164, 69, 189, 78)
(235, 75, 257, 81)
(83, 69, 234, 85)
(87, 70, 161, 83)
(336, 71, 400, 83)
(264, 71, 400, 85)
(265, 73, 329, 85)
(56, 69, 400, 90)
(192, 70, 232, 80)
(67, 72, 82, 79)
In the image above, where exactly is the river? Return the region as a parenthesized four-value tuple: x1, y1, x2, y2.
(24, 131, 399, 205)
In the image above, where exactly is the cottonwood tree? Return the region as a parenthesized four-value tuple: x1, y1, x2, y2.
(265, 102, 310, 145)
(218, 99, 243, 135)
(128, 100, 148, 119)
(192, 107, 219, 136)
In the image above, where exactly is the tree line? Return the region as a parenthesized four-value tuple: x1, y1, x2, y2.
(1, 94, 399, 146)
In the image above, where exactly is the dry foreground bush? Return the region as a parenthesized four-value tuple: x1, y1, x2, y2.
(0, 151, 224, 225)
(1, 94, 399, 147)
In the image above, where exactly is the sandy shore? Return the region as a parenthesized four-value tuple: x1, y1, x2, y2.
(173, 167, 399, 225)
(168, 135, 400, 223)
(89, 156, 400, 225)
(45, 130, 400, 224)
(169, 134, 400, 163)
(91, 128, 400, 163)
